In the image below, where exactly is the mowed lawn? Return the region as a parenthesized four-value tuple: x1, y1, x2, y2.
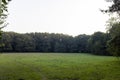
(0, 53, 120, 80)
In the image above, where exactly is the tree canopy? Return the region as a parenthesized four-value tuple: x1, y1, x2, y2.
(104, 0, 120, 56)
(0, 32, 111, 56)
(0, 0, 10, 27)
(0, 0, 11, 39)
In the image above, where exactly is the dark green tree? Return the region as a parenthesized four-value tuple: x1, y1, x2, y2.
(107, 22, 120, 56)
(0, 0, 11, 41)
(0, 31, 112, 55)
(104, 0, 120, 13)
(104, 0, 120, 56)
(88, 32, 110, 55)
(0, 0, 10, 28)
(0, 32, 13, 52)
(75, 34, 90, 53)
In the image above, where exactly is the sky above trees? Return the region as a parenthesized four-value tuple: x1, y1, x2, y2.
(3, 0, 112, 36)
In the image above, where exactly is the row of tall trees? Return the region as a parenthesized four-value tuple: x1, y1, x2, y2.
(0, 0, 119, 56)
(0, 31, 110, 55)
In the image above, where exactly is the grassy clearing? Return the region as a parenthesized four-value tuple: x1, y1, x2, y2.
(0, 53, 120, 80)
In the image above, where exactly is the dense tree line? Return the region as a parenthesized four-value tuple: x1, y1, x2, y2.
(1, 0, 119, 56)
(0, 31, 111, 55)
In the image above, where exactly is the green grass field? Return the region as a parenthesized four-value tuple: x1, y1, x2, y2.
(0, 53, 120, 80)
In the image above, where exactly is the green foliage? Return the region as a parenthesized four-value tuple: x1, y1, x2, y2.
(0, 0, 10, 43)
(88, 32, 110, 55)
(0, 0, 9, 27)
(75, 34, 90, 53)
(107, 22, 120, 56)
(103, 0, 120, 13)
(2, 0, 9, 5)
(105, 0, 120, 56)
(0, 53, 119, 80)
(0, 32, 111, 55)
